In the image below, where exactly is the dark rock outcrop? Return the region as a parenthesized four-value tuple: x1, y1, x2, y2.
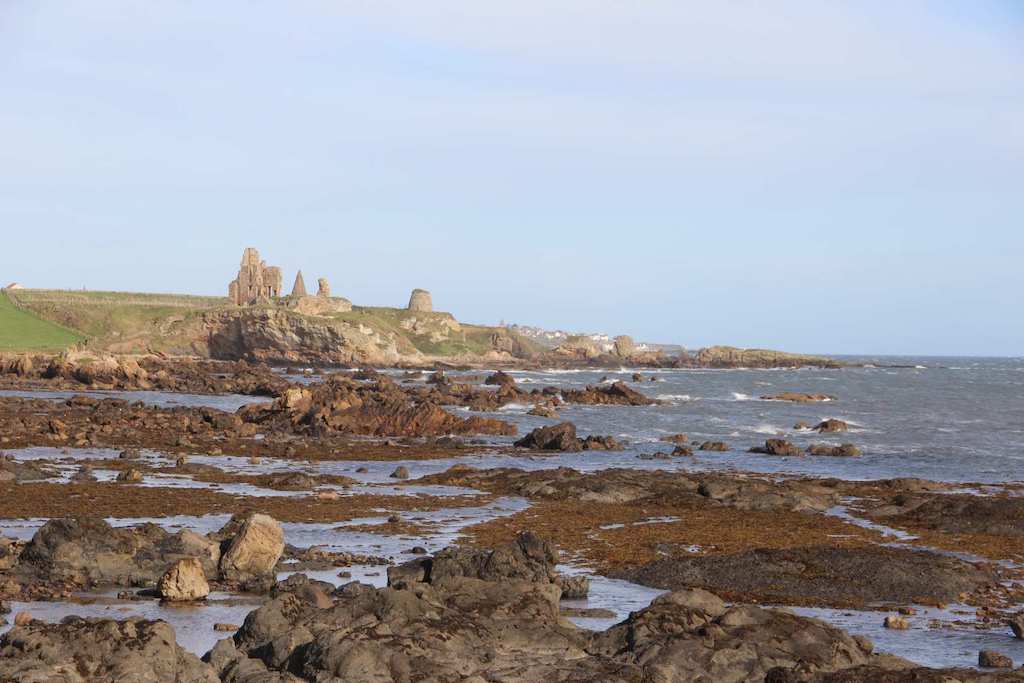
(561, 381, 659, 406)
(816, 418, 850, 433)
(241, 375, 516, 437)
(750, 439, 804, 456)
(514, 422, 620, 452)
(0, 616, 217, 682)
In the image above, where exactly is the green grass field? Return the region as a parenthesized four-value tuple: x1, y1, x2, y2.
(0, 290, 84, 351)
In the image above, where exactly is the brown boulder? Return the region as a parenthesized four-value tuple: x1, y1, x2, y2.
(157, 557, 210, 601)
(219, 514, 284, 587)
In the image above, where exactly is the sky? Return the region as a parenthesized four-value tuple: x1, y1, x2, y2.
(1, 1, 1022, 356)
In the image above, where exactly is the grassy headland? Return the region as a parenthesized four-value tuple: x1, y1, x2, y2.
(0, 290, 84, 351)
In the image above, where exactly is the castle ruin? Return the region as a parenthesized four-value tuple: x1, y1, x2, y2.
(227, 248, 353, 313)
(291, 270, 307, 298)
(228, 248, 282, 305)
(407, 288, 433, 312)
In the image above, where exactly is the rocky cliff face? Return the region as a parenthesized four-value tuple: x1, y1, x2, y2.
(201, 309, 412, 365)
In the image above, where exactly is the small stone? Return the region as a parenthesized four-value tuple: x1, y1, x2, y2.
(118, 448, 140, 459)
(672, 445, 694, 456)
(214, 623, 240, 632)
(387, 515, 401, 524)
(898, 606, 917, 616)
(409, 546, 428, 555)
(884, 615, 910, 630)
(116, 468, 143, 483)
(979, 650, 1013, 669)
(337, 571, 352, 579)
(175, 457, 188, 468)
(14, 611, 33, 626)
(390, 466, 410, 479)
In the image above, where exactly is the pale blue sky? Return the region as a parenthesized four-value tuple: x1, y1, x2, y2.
(2, 1, 1022, 355)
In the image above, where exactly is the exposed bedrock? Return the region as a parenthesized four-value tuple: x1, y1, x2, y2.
(0, 617, 218, 683)
(240, 375, 516, 437)
(615, 545, 996, 608)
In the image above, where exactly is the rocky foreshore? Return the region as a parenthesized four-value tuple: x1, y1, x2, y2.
(1, 355, 1022, 680)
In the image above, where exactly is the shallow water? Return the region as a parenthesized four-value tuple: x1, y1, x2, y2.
(0, 388, 269, 412)
(793, 604, 1024, 669)
(0, 591, 259, 655)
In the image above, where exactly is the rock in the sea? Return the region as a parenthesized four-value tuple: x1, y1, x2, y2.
(515, 422, 581, 451)
(389, 465, 410, 479)
(698, 441, 729, 452)
(0, 616, 218, 682)
(697, 346, 841, 369)
(884, 615, 910, 630)
(660, 433, 689, 444)
(807, 443, 862, 457)
(761, 392, 836, 403)
(562, 381, 658, 406)
(815, 418, 850, 433)
(158, 557, 210, 602)
(218, 513, 284, 587)
(979, 650, 1013, 668)
(484, 370, 516, 387)
(750, 439, 804, 456)
(581, 435, 619, 451)
(527, 403, 560, 419)
(514, 423, 619, 452)
(673, 445, 694, 456)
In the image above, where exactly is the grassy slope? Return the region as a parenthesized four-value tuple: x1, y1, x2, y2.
(0, 290, 84, 351)
(9, 289, 227, 354)
(8, 291, 540, 360)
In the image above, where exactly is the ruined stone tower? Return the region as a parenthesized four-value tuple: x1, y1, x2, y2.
(228, 248, 282, 305)
(317, 278, 330, 297)
(291, 271, 307, 298)
(407, 288, 433, 312)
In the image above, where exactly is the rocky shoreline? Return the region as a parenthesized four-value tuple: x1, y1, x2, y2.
(1, 356, 1023, 680)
